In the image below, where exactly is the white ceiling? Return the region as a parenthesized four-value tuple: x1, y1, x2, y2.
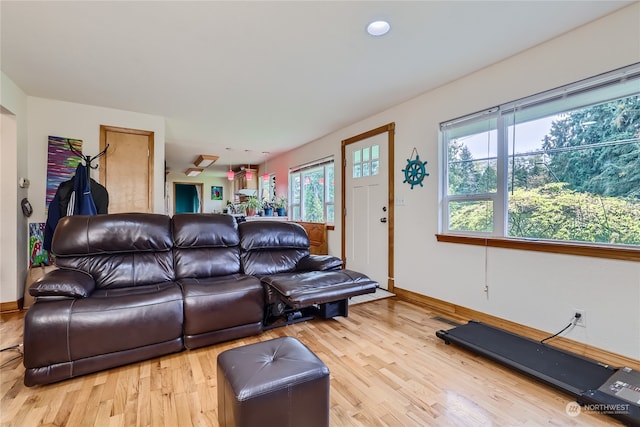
(1, 1, 632, 178)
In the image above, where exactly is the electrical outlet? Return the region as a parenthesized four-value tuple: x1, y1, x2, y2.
(574, 309, 586, 327)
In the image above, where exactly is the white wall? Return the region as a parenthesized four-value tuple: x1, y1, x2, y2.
(26, 97, 166, 225)
(0, 72, 29, 305)
(272, 4, 640, 359)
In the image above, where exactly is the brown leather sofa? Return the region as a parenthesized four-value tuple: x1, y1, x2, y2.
(23, 213, 377, 386)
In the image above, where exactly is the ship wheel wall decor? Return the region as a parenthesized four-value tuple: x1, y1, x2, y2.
(402, 147, 429, 189)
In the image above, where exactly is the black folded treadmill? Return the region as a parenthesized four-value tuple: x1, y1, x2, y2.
(437, 321, 640, 426)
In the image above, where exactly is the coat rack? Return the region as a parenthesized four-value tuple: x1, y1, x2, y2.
(67, 141, 109, 170)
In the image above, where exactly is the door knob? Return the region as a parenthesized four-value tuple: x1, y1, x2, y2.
(380, 217, 387, 223)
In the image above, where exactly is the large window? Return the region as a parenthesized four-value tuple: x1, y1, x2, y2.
(289, 158, 334, 224)
(441, 64, 640, 247)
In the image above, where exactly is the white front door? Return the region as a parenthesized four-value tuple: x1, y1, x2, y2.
(344, 131, 390, 290)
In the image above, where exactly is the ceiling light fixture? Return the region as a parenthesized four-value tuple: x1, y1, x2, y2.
(367, 20, 390, 36)
(185, 168, 203, 177)
(194, 154, 219, 168)
(225, 148, 235, 180)
(245, 165, 253, 181)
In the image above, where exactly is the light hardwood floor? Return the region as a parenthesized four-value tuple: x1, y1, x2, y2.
(0, 298, 623, 426)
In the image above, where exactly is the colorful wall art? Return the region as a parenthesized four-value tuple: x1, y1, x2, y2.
(29, 222, 52, 267)
(46, 136, 83, 212)
(211, 186, 223, 200)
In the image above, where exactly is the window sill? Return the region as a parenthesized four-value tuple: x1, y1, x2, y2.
(435, 234, 640, 262)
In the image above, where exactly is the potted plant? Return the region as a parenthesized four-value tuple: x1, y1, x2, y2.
(275, 195, 287, 217)
(245, 196, 261, 217)
(262, 199, 274, 216)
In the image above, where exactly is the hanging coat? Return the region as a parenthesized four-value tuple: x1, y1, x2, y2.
(44, 164, 109, 251)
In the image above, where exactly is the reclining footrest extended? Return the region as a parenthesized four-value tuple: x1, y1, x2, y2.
(261, 269, 377, 310)
(261, 269, 375, 328)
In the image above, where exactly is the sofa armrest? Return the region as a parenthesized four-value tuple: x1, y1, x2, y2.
(296, 255, 343, 272)
(29, 269, 96, 298)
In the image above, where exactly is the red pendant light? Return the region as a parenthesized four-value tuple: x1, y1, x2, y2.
(262, 154, 269, 182)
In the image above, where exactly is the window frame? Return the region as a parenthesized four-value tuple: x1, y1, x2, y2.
(260, 174, 276, 204)
(439, 64, 640, 260)
(289, 157, 335, 224)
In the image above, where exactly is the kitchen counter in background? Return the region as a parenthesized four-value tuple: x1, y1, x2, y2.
(245, 215, 289, 221)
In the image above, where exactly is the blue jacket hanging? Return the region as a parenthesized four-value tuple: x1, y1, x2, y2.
(67, 163, 97, 216)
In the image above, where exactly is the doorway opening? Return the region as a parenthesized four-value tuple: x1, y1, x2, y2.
(174, 182, 203, 214)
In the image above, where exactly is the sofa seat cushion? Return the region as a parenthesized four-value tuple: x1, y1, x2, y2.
(260, 270, 377, 309)
(180, 274, 264, 336)
(24, 282, 184, 369)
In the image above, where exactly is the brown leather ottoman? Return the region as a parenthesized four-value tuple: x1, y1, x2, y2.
(217, 336, 330, 427)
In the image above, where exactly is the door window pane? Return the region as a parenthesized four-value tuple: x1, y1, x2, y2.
(353, 144, 380, 178)
(371, 160, 380, 175)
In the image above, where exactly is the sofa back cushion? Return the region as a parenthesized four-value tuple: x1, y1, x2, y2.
(172, 214, 241, 278)
(239, 221, 310, 276)
(52, 213, 174, 289)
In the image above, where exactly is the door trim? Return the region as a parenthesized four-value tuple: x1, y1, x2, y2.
(341, 122, 395, 291)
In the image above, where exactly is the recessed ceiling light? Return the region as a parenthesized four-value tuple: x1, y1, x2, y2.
(367, 20, 390, 36)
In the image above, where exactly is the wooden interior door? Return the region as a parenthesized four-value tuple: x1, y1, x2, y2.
(99, 125, 154, 213)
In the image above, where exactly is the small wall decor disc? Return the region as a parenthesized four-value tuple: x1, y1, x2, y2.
(402, 148, 428, 189)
